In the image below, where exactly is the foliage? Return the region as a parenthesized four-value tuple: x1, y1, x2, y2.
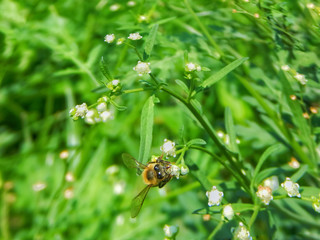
(1, 0, 320, 239)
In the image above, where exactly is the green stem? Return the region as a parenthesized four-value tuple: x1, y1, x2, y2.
(207, 221, 224, 240)
(123, 88, 145, 94)
(249, 204, 260, 228)
(1, 191, 10, 240)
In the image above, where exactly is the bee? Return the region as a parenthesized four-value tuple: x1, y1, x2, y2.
(122, 153, 173, 218)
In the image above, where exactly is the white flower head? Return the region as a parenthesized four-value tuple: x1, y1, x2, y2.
(107, 79, 122, 92)
(105, 165, 119, 175)
(65, 172, 75, 182)
(307, 3, 315, 9)
(185, 62, 201, 72)
(128, 33, 142, 40)
(127, 1, 136, 7)
(263, 176, 279, 191)
(206, 186, 224, 206)
(288, 157, 300, 169)
(133, 61, 151, 76)
(85, 109, 98, 125)
(69, 103, 88, 120)
(222, 204, 234, 220)
(312, 195, 320, 213)
(64, 187, 74, 199)
(113, 181, 126, 195)
(294, 73, 308, 85)
(110, 3, 121, 11)
(32, 182, 47, 192)
(160, 139, 176, 158)
(59, 150, 69, 159)
(138, 15, 147, 22)
(100, 110, 113, 122)
(163, 224, 179, 238)
(281, 65, 290, 71)
(104, 34, 115, 43)
(170, 164, 180, 179)
(233, 222, 252, 240)
(256, 185, 273, 205)
(96, 102, 107, 113)
(281, 177, 301, 198)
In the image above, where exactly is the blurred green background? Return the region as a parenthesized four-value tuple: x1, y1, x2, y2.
(1, 0, 320, 239)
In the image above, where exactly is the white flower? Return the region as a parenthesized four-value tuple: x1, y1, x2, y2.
(133, 61, 151, 76)
(100, 111, 113, 122)
(233, 222, 252, 240)
(254, 13, 260, 18)
(85, 109, 97, 124)
(127, 1, 136, 7)
(281, 177, 301, 198)
(107, 79, 121, 92)
(288, 157, 300, 169)
(222, 204, 234, 220)
(206, 186, 223, 206)
(163, 224, 179, 238)
(256, 185, 273, 205)
(113, 181, 126, 195)
(138, 15, 147, 22)
(65, 172, 75, 182)
(160, 139, 176, 158)
(307, 3, 315, 9)
(281, 65, 290, 71)
(64, 188, 74, 199)
(170, 164, 180, 179)
(180, 164, 189, 175)
(263, 176, 279, 191)
(105, 165, 119, 175)
(59, 150, 69, 159)
(185, 62, 201, 72)
(116, 38, 125, 45)
(96, 102, 107, 113)
(294, 73, 308, 85)
(69, 103, 88, 120)
(110, 4, 121, 11)
(104, 34, 115, 43)
(116, 214, 125, 226)
(128, 33, 142, 40)
(32, 182, 47, 192)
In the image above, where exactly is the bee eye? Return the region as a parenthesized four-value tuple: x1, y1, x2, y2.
(154, 164, 160, 171)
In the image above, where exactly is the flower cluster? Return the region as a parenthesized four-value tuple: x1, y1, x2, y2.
(133, 61, 151, 76)
(206, 186, 224, 206)
(233, 222, 252, 240)
(69, 96, 114, 125)
(104, 32, 143, 45)
(217, 130, 241, 145)
(185, 62, 201, 72)
(160, 139, 176, 158)
(256, 185, 273, 205)
(106, 79, 122, 92)
(281, 177, 301, 198)
(281, 65, 308, 85)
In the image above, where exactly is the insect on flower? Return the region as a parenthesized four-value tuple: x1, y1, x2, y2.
(122, 153, 173, 218)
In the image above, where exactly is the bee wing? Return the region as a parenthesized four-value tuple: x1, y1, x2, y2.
(122, 153, 146, 175)
(131, 184, 152, 218)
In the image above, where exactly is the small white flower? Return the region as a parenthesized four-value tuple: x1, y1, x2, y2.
(116, 38, 125, 45)
(32, 182, 47, 192)
(256, 185, 273, 205)
(65, 172, 75, 182)
(96, 102, 107, 113)
(112, 79, 120, 86)
(163, 224, 179, 238)
(133, 61, 151, 76)
(180, 164, 189, 176)
(106, 165, 119, 175)
(100, 111, 113, 122)
(104, 34, 115, 43)
(254, 13, 260, 18)
(263, 176, 279, 191)
(128, 32, 142, 40)
(170, 164, 180, 179)
(185, 62, 196, 72)
(64, 188, 74, 199)
(222, 204, 234, 220)
(70, 103, 88, 120)
(113, 181, 126, 195)
(217, 130, 224, 138)
(233, 222, 252, 240)
(288, 157, 300, 169)
(110, 3, 121, 11)
(206, 186, 223, 206)
(281, 65, 290, 71)
(160, 139, 176, 158)
(138, 15, 147, 22)
(294, 73, 308, 85)
(281, 177, 301, 198)
(85, 109, 97, 124)
(307, 3, 315, 9)
(127, 1, 136, 7)
(59, 150, 69, 159)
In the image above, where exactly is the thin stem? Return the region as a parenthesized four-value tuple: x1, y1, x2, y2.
(123, 88, 145, 94)
(207, 220, 224, 240)
(249, 204, 260, 228)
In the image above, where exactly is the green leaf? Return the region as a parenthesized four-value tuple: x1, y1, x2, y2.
(190, 99, 202, 114)
(138, 95, 155, 164)
(225, 107, 239, 154)
(99, 56, 113, 82)
(110, 100, 127, 111)
(86, 45, 102, 67)
(144, 24, 158, 57)
(185, 158, 211, 190)
(291, 164, 308, 182)
(175, 79, 189, 94)
(186, 138, 207, 147)
(256, 167, 286, 185)
(201, 57, 249, 88)
(252, 144, 282, 188)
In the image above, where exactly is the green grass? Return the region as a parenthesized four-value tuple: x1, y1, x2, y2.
(1, 0, 320, 239)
